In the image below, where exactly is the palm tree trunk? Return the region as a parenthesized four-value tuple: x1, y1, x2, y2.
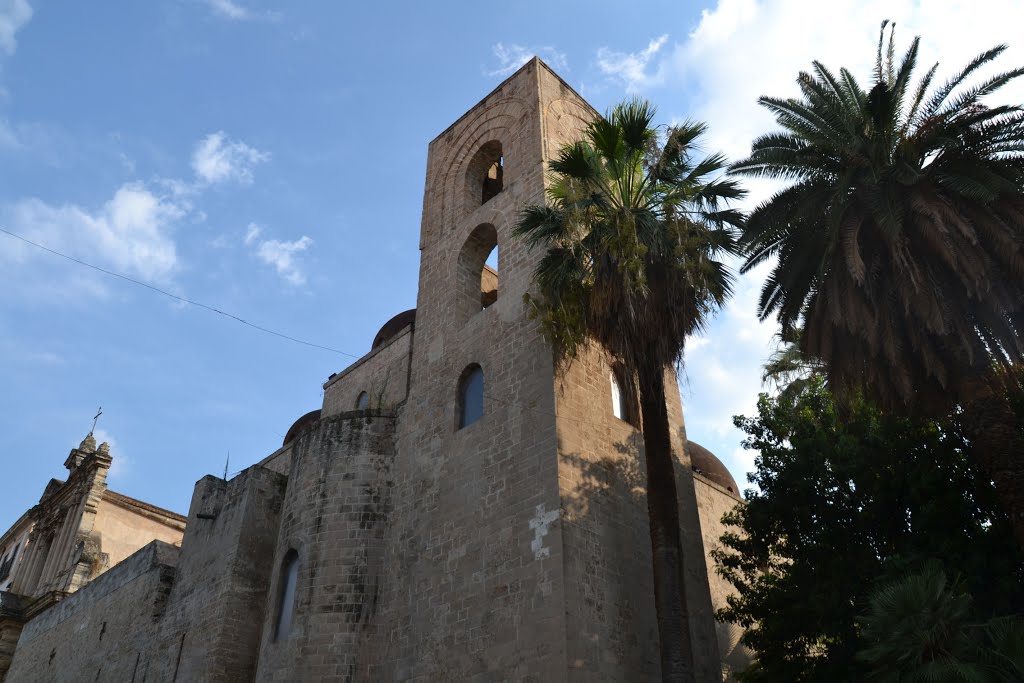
(638, 358, 696, 683)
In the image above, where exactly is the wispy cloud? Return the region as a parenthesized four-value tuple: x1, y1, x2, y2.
(256, 236, 312, 286)
(202, 0, 282, 22)
(488, 42, 567, 77)
(93, 428, 133, 482)
(191, 131, 269, 186)
(0, 0, 32, 56)
(0, 130, 274, 303)
(245, 222, 312, 285)
(595, 35, 668, 92)
(243, 222, 261, 245)
(3, 183, 183, 284)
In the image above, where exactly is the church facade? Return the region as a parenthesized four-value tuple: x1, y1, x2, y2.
(1, 59, 747, 682)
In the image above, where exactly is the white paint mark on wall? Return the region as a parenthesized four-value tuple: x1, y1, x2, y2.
(529, 503, 559, 560)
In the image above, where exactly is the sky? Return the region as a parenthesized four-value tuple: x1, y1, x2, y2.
(2, 0, 1023, 525)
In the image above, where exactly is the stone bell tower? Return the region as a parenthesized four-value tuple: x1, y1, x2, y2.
(372, 58, 722, 681)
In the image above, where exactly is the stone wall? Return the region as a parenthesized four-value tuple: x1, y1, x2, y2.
(253, 410, 397, 681)
(693, 475, 751, 678)
(5, 466, 287, 683)
(5, 541, 179, 682)
(372, 57, 572, 682)
(256, 442, 294, 477)
(92, 493, 184, 572)
(322, 326, 413, 417)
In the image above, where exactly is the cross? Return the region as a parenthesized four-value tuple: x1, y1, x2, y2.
(89, 407, 102, 435)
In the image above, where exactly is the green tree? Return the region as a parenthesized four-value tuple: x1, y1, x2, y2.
(514, 100, 744, 682)
(858, 563, 1024, 682)
(715, 381, 1024, 682)
(731, 20, 1024, 545)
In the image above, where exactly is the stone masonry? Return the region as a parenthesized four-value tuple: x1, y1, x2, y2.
(2, 59, 749, 681)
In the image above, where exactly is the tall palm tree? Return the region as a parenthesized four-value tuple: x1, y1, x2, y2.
(515, 99, 744, 682)
(731, 22, 1024, 545)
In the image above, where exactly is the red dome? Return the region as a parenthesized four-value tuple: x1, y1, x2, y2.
(371, 309, 416, 350)
(283, 409, 321, 446)
(687, 440, 741, 496)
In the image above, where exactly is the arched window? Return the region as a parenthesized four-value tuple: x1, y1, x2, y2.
(456, 224, 499, 322)
(458, 364, 484, 429)
(610, 365, 636, 425)
(355, 391, 370, 410)
(274, 550, 299, 642)
(610, 372, 627, 421)
(465, 141, 504, 210)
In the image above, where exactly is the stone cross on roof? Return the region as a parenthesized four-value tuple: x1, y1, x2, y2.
(89, 406, 102, 435)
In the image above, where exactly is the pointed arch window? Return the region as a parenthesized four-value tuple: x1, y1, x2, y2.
(456, 224, 499, 322)
(466, 141, 504, 209)
(355, 391, 370, 410)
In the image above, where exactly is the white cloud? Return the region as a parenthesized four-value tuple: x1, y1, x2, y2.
(3, 183, 182, 284)
(191, 131, 269, 186)
(488, 42, 568, 77)
(92, 428, 133, 482)
(0, 0, 32, 56)
(595, 35, 668, 92)
(202, 0, 282, 22)
(680, 259, 778, 492)
(243, 221, 261, 245)
(205, 0, 249, 20)
(244, 224, 312, 285)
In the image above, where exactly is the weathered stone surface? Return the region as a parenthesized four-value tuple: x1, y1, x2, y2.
(2, 58, 750, 682)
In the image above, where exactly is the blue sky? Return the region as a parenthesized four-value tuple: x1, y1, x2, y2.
(2, 0, 1022, 524)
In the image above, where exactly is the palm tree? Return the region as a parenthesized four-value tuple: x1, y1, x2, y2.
(761, 327, 826, 401)
(857, 563, 1024, 681)
(515, 99, 744, 682)
(731, 22, 1024, 545)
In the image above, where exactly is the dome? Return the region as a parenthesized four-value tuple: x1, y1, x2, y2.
(283, 409, 321, 447)
(687, 440, 741, 496)
(371, 309, 416, 350)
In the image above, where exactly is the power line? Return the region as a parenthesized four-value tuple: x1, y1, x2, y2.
(2, 227, 650, 434)
(0, 227, 360, 359)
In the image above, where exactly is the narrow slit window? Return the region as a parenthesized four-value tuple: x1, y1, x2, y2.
(611, 372, 627, 421)
(458, 365, 484, 429)
(274, 550, 299, 642)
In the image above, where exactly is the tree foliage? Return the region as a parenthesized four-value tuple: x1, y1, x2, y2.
(858, 563, 1024, 681)
(715, 380, 1024, 682)
(731, 21, 1024, 414)
(515, 99, 744, 376)
(515, 99, 744, 682)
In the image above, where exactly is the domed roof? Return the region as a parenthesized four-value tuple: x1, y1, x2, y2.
(688, 440, 741, 496)
(371, 309, 416, 350)
(283, 409, 321, 446)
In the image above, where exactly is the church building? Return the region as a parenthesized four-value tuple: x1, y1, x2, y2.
(0, 58, 747, 682)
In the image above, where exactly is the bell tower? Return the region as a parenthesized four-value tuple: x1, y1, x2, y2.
(374, 59, 721, 680)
